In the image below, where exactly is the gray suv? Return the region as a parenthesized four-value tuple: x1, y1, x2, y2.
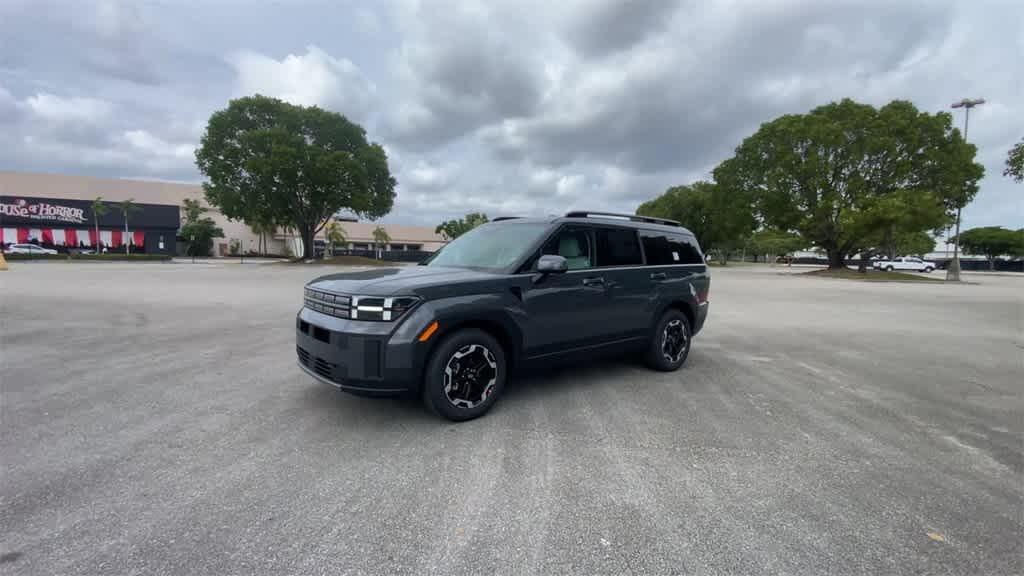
(297, 211, 710, 420)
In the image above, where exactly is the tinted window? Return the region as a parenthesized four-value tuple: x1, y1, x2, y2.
(640, 231, 703, 265)
(539, 227, 592, 270)
(594, 228, 642, 267)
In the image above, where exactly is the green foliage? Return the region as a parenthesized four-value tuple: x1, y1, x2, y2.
(228, 238, 241, 256)
(180, 199, 224, 257)
(1005, 138, 1024, 183)
(372, 225, 391, 247)
(325, 221, 347, 255)
(118, 198, 140, 218)
(957, 227, 1022, 269)
(182, 198, 207, 222)
(117, 199, 142, 254)
(435, 212, 489, 240)
(745, 229, 807, 260)
(91, 197, 109, 219)
(714, 98, 983, 268)
(195, 94, 396, 259)
(636, 181, 754, 261)
(888, 230, 936, 257)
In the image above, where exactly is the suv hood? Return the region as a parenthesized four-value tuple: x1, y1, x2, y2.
(308, 265, 501, 296)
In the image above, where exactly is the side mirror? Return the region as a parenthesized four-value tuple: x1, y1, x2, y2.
(536, 254, 568, 274)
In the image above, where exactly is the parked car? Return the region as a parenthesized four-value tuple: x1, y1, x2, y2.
(296, 211, 711, 421)
(4, 243, 58, 255)
(873, 256, 936, 272)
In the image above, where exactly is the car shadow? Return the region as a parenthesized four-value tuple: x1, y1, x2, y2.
(293, 348, 681, 424)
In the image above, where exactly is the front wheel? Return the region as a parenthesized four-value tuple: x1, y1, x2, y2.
(885, 265, 895, 272)
(422, 329, 506, 421)
(924, 267, 934, 273)
(646, 309, 692, 372)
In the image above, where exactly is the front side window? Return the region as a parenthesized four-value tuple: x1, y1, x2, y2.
(539, 227, 592, 270)
(426, 222, 550, 270)
(594, 227, 642, 267)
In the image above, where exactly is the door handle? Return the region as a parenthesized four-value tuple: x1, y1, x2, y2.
(582, 276, 605, 287)
(650, 272, 667, 280)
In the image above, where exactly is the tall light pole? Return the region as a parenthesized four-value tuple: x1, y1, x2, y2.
(946, 97, 985, 282)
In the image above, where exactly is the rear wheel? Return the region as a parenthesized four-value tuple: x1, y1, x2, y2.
(924, 266, 934, 273)
(646, 309, 692, 372)
(422, 329, 506, 421)
(885, 265, 895, 272)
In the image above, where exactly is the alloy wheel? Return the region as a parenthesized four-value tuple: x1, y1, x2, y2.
(661, 319, 688, 364)
(443, 344, 498, 409)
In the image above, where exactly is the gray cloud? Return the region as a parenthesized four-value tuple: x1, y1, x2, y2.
(569, 0, 682, 57)
(0, 0, 1020, 230)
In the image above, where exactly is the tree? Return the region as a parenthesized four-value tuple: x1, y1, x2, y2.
(248, 219, 276, 256)
(372, 225, 390, 258)
(890, 230, 935, 258)
(858, 189, 948, 259)
(325, 221, 347, 256)
(118, 198, 142, 254)
(636, 181, 754, 263)
(180, 198, 224, 257)
(714, 99, 984, 269)
(90, 197, 108, 252)
(1005, 138, 1024, 183)
(745, 229, 806, 263)
(435, 212, 489, 240)
(957, 226, 1020, 270)
(195, 94, 396, 259)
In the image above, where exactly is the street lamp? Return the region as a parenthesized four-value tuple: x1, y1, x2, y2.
(946, 97, 985, 282)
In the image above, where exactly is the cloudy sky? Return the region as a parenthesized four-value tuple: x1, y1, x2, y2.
(1, 0, 1021, 229)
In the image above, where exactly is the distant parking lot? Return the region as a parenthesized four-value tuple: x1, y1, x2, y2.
(2, 262, 1021, 575)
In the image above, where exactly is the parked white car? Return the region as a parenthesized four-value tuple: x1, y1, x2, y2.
(873, 256, 936, 272)
(4, 243, 58, 255)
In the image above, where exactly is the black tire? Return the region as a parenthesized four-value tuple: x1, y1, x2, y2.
(924, 267, 933, 273)
(885, 265, 894, 272)
(646, 309, 692, 372)
(422, 329, 507, 421)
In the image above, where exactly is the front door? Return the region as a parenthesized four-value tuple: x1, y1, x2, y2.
(521, 226, 612, 357)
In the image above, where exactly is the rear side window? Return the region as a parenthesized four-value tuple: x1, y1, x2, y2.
(640, 231, 703, 265)
(594, 227, 642, 267)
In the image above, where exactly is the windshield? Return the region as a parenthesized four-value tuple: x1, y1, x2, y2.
(426, 222, 549, 270)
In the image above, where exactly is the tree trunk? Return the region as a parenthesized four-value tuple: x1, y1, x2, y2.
(989, 257, 995, 271)
(826, 250, 845, 269)
(301, 226, 315, 260)
(857, 253, 869, 273)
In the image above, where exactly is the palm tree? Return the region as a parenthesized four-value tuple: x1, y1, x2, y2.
(91, 197, 108, 252)
(372, 225, 391, 259)
(325, 221, 347, 257)
(118, 199, 142, 254)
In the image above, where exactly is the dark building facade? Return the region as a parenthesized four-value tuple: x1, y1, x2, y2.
(1, 195, 179, 254)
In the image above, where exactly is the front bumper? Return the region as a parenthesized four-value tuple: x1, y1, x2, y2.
(295, 305, 432, 396)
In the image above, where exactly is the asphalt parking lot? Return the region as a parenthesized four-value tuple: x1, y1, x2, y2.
(2, 262, 1021, 575)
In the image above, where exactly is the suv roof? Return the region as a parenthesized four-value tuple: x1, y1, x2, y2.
(492, 211, 696, 237)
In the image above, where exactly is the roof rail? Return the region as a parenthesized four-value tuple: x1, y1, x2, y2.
(491, 216, 522, 222)
(564, 210, 681, 227)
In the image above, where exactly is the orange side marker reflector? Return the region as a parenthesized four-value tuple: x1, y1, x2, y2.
(418, 321, 439, 342)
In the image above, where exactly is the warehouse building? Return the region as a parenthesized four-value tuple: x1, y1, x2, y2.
(0, 171, 445, 257)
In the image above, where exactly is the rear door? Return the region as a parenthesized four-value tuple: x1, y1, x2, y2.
(639, 228, 707, 317)
(591, 226, 649, 340)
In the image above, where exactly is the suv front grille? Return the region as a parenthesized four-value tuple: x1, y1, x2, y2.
(304, 287, 351, 319)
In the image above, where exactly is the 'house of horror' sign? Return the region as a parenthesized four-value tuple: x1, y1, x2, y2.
(0, 198, 88, 224)
(0, 196, 180, 229)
